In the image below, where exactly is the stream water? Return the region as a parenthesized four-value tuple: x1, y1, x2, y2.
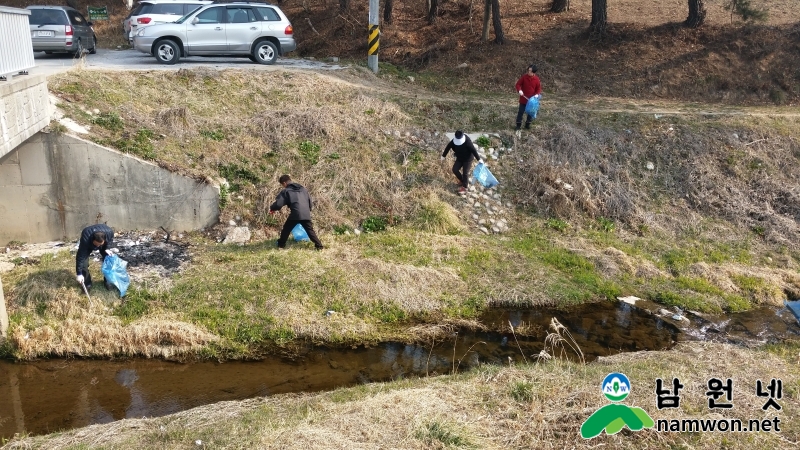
(1, 301, 798, 439)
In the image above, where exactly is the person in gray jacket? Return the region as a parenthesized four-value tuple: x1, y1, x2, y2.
(269, 174, 324, 250)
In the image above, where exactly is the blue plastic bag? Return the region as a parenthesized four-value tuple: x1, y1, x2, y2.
(101, 254, 130, 298)
(525, 96, 540, 118)
(525, 96, 540, 117)
(472, 162, 499, 188)
(291, 223, 310, 242)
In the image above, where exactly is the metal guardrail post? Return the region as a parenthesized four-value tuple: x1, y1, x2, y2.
(0, 6, 35, 80)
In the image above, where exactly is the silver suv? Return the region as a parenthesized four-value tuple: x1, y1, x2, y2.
(27, 6, 97, 55)
(132, 0, 295, 65)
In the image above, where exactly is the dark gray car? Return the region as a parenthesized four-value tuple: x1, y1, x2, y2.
(27, 6, 96, 55)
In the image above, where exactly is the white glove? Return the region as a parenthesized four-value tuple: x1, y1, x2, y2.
(76, 274, 84, 284)
(534, 94, 540, 99)
(479, 160, 486, 166)
(440, 156, 445, 160)
(105, 249, 113, 256)
(518, 90, 524, 96)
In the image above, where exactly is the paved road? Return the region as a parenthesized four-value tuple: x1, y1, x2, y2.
(31, 48, 346, 77)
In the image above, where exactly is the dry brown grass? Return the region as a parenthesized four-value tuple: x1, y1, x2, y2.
(8, 342, 798, 449)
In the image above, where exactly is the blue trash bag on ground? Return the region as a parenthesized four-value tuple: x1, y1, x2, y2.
(292, 223, 310, 242)
(525, 96, 540, 118)
(101, 254, 130, 297)
(472, 162, 499, 188)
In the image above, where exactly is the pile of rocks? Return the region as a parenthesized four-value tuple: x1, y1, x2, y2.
(462, 143, 513, 234)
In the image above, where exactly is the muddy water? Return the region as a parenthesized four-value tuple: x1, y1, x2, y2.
(0, 301, 796, 439)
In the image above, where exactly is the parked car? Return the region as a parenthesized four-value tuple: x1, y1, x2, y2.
(132, 1, 295, 65)
(27, 5, 97, 55)
(123, 0, 212, 44)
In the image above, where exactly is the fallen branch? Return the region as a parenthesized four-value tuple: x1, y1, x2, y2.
(305, 17, 320, 35)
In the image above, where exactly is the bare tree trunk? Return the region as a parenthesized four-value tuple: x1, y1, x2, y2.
(590, 0, 607, 34)
(482, 0, 491, 41)
(339, 0, 349, 12)
(384, 0, 394, 24)
(684, 0, 706, 28)
(428, 0, 439, 24)
(491, 0, 505, 44)
(551, 0, 569, 13)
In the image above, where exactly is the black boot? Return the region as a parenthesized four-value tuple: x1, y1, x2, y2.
(524, 122, 532, 129)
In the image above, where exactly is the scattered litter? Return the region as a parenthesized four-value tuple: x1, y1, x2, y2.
(654, 114, 663, 119)
(325, 310, 336, 317)
(671, 314, 688, 322)
(195, 440, 202, 446)
(646, 161, 655, 170)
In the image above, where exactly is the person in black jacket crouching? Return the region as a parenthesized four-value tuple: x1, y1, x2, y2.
(269, 174, 324, 250)
(75, 223, 114, 291)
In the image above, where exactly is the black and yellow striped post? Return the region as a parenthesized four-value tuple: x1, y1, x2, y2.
(368, 0, 379, 73)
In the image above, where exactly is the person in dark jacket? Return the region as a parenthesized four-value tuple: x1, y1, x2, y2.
(75, 223, 114, 290)
(515, 64, 542, 130)
(441, 130, 484, 193)
(269, 175, 324, 250)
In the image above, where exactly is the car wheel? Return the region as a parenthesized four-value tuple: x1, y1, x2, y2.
(154, 39, 180, 65)
(252, 40, 277, 65)
(89, 36, 97, 54)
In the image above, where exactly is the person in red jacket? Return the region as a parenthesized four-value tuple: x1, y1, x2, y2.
(514, 64, 542, 130)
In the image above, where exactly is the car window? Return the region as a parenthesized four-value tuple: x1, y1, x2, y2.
(185, 3, 205, 15)
(68, 11, 86, 25)
(195, 7, 222, 24)
(255, 6, 280, 21)
(150, 4, 185, 15)
(135, 3, 154, 15)
(227, 7, 255, 24)
(27, 9, 69, 25)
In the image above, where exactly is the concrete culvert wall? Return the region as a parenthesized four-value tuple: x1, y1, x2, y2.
(0, 132, 219, 244)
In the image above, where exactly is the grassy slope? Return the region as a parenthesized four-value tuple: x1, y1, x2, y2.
(2, 67, 799, 360)
(8, 342, 800, 449)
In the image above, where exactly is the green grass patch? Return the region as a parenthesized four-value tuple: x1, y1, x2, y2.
(114, 288, 153, 323)
(415, 421, 474, 448)
(509, 379, 535, 403)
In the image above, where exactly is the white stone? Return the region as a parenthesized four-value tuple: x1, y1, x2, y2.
(617, 296, 640, 305)
(472, 214, 479, 220)
(646, 161, 655, 170)
(228, 220, 237, 226)
(479, 227, 489, 234)
(492, 226, 500, 233)
(222, 227, 250, 244)
(354, 229, 362, 236)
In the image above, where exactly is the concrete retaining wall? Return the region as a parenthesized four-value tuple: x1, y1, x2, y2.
(0, 74, 49, 160)
(0, 132, 219, 244)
